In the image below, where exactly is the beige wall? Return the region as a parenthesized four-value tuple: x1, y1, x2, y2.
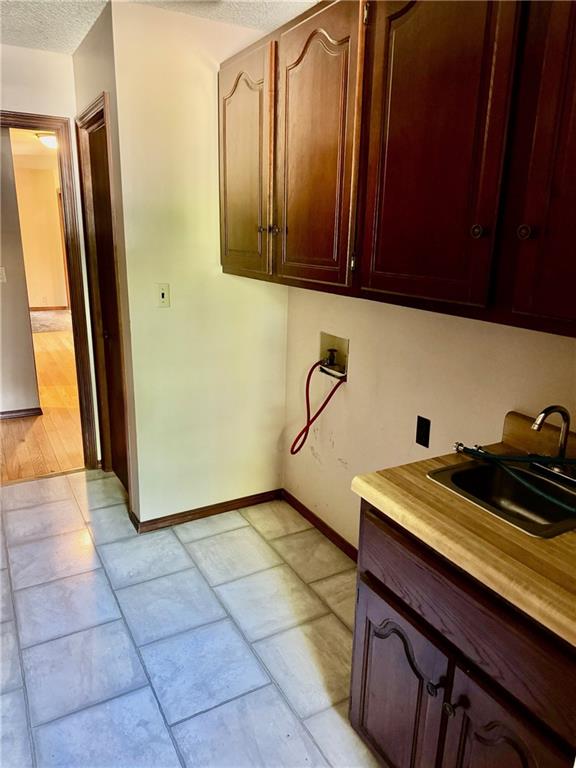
(282, 290, 576, 546)
(108, 3, 288, 521)
(13, 158, 68, 309)
(1, 44, 77, 116)
(0, 129, 40, 413)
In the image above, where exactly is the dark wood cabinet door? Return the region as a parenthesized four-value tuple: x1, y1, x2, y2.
(511, 3, 576, 321)
(350, 577, 449, 768)
(219, 42, 275, 278)
(275, 1, 360, 287)
(442, 668, 573, 768)
(360, 1, 519, 305)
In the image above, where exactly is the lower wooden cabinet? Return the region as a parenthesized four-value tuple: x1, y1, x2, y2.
(442, 668, 570, 768)
(350, 578, 448, 767)
(350, 503, 576, 768)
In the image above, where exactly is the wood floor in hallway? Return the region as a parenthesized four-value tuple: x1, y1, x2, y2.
(1, 329, 84, 483)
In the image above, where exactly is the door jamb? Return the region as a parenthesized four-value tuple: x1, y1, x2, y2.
(75, 92, 129, 483)
(0, 110, 98, 468)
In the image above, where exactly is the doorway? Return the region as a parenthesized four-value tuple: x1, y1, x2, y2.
(0, 112, 98, 483)
(76, 93, 129, 492)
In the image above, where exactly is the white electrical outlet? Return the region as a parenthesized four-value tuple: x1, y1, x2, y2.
(0, 266, 6, 283)
(157, 283, 170, 308)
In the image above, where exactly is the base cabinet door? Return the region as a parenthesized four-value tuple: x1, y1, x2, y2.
(442, 668, 573, 768)
(350, 578, 449, 768)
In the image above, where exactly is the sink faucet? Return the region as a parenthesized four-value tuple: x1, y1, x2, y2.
(531, 405, 571, 463)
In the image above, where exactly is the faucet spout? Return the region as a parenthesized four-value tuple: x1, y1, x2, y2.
(531, 405, 571, 462)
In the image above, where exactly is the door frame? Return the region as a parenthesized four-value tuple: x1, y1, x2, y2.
(0, 110, 99, 467)
(75, 92, 129, 481)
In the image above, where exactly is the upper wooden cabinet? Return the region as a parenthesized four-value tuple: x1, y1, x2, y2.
(360, 0, 519, 305)
(218, 0, 576, 337)
(275, 1, 360, 287)
(219, 42, 275, 277)
(509, 2, 576, 322)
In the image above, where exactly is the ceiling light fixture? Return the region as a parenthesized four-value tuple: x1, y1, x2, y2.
(36, 133, 58, 150)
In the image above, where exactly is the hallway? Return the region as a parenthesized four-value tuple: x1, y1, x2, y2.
(0, 319, 83, 484)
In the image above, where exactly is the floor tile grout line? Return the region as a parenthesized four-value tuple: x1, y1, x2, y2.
(238, 501, 314, 539)
(17, 615, 123, 653)
(99, 560, 197, 592)
(0, 680, 26, 697)
(10, 565, 108, 596)
(307, 564, 358, 585)
(30, 683, 150, 732)
(173, 521, 250, 546)
(11, 561, 103, 593)
(0, 497, 75, 516)
(82, 514, 189, 768)
(2, 519, 39, 768)
(29, 681, 150, 731)
(112, 565, 199, 595)
(167, 681, 273, 729)
(0, 469, 114, 496)
(135, 613, 230, 650)
(5, 522, 94, 553)
(309, 566, 358, 588)
(5, 522, 89, 550)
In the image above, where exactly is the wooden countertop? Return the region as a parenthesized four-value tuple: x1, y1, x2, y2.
(352, 412, 576, 647)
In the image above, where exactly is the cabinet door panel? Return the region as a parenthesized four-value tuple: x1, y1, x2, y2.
(512, 3, 576, 321)
(361, 1, 519, 305)
(442, 668, 572, 768)
(276, 1, 360, 287)
(350, 577, 448, 768)
(219, 43, 274, 277)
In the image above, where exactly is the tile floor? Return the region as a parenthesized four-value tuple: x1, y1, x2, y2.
(0, 472, 378, 768)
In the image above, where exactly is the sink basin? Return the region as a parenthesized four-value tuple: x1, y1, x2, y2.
(428, 461, 576, 538)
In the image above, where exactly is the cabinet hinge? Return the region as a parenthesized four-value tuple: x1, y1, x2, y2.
(349, 254, 357, 272)
(363, 2, 370, 25)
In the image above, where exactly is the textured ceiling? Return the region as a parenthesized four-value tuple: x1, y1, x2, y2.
(0, 1, 107, 54)
(0, 0, 317, 55)
(145, 1, 317, 31)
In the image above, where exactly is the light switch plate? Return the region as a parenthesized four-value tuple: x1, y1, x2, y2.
(0, 266, 6, 283)
(156, 283, 170, 308)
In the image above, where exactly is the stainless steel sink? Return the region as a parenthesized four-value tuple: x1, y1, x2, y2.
(428, 461, 576, 538)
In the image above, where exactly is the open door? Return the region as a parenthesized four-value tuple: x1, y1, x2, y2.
(76, 94, 129, 492)
(1, 110, 98, 481)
